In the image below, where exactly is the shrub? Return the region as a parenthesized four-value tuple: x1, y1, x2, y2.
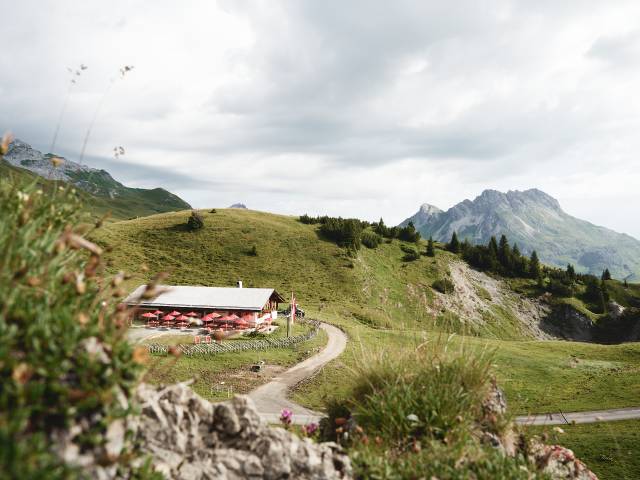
(321, 342, 538, 478)
(361, 231, 382, 249)
(400, 244, 420, 261)
(248, 245, 258, 256)
(186, 210, 204, 230)
(0, 176, 154, 477)
(432, 278, 455, 294)
(319, 217, 363, 250)
(209, 208, 217, 213)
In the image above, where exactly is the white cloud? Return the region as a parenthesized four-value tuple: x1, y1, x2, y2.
(1, 0, 640, 237)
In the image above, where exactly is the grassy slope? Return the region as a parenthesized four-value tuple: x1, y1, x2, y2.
(526, 420, 640, 480)
(93, 208, 640, 414)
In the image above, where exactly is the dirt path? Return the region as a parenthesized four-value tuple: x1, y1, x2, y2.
(249, 322, 347, 424)
(516, 406, 640, 426)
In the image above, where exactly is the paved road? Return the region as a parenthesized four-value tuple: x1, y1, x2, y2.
(249, 322, 347, 425)
(516, 406, 640, 426)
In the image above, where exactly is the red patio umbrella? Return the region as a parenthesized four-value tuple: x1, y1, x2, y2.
(176, 315, 190, 321)
(169, 311, 181, 316)
(141, 312, 157, 319)
(153, 310, 164, 315)
(227, 314, 240, 321)
(185, 311, 198, 317)
(162, 314, 175, 321)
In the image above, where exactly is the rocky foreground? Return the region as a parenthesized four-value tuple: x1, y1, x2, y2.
(52, 379, 598, 479)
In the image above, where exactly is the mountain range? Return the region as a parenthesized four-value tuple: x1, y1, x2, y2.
(401, 188, 640, 280)
(3, 139, 191, 219)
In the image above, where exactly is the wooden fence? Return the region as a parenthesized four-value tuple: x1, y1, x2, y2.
(147, 320, 321, 356)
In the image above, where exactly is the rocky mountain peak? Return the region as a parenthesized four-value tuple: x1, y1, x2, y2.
(419, 203, 443, 216)
(400, 188, 640, 279)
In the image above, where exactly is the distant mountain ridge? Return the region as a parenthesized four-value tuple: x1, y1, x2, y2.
(4, 139, 191, 219)
(401, 188, 640, 280)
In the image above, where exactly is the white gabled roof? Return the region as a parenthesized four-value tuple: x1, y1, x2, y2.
(124, 285, 282, 311)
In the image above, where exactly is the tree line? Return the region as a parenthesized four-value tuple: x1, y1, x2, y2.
(299, 215, 421, 251)
(446, 231, 613, 313)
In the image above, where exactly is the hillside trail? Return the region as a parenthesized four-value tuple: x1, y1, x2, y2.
(247, 321, 640, 427)
(249, 322, 347, 424)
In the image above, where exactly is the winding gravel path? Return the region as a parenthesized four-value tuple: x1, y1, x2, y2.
(249, 322, 347, 424)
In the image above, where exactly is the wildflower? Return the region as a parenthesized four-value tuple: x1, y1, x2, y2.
(303, 422, 319, 437)
(280, 408, 293, 426)
(16, 191, 29, 203)
(12, 363, 33, 385)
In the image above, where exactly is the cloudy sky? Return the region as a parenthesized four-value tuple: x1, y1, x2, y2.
(2, 0, 640, 237)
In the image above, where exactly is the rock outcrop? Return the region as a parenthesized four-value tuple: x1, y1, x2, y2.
(134, 383, 352, 480)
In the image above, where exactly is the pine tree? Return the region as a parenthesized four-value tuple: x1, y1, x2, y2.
(498, 234, 512, 272)
(529, 250, 541, 279)
(566, 264, 576, 282)
(601, 268, 612, 281)
(512, 243, 521, 257)
(624, 279, 629, 288)
(426, 236, 435, 257)
(600, 278, 610, 303)
(448, 232, 460, 254)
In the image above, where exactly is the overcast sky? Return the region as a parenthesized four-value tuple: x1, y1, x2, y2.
(2, 0, 640, 237)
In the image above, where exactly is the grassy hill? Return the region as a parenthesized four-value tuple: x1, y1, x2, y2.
(92, 208, 640, 413)
(1, 158, 190, 221)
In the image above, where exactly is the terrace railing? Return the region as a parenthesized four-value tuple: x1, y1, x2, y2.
(147, 320, 321, 356)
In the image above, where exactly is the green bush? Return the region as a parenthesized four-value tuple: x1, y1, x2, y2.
(432, 278, 455, 294)
(361, 231, 382, 249)
(0, 174, 155, 477)
(400, 244, 420, 261)
(186, 210, 204, 230)
(322, 342, 539, 478)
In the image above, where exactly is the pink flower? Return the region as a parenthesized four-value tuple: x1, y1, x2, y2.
(304, 422, 319, 436)
(280, 408, 293, 426)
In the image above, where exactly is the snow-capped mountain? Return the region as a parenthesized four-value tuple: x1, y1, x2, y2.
(401, 188, 640, 280)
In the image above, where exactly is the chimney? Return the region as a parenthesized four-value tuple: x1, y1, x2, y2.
(237, 280, 243, 288)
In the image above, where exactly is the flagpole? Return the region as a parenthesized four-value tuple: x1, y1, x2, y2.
(287, 292, 294, 338)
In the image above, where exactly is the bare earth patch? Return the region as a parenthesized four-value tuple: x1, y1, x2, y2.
(427, 261, 552, 339)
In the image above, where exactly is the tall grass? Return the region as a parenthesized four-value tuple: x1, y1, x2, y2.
(0, 163, 158, 478)
(322, 336, 541, 478)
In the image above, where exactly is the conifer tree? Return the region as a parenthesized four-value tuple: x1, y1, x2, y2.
(566, 264, 576, 282)
(512, 243, 521, 257)
(529, 250, 541, 279)
(498, 234, 512, 272)
(601, 268, 612, 281)
(624, 279, 629, 288)
(448, 231, 460, 254)
(426, 236, 435, 257)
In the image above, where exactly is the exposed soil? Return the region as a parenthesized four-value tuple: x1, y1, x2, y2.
(427, 261, 553, 339)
